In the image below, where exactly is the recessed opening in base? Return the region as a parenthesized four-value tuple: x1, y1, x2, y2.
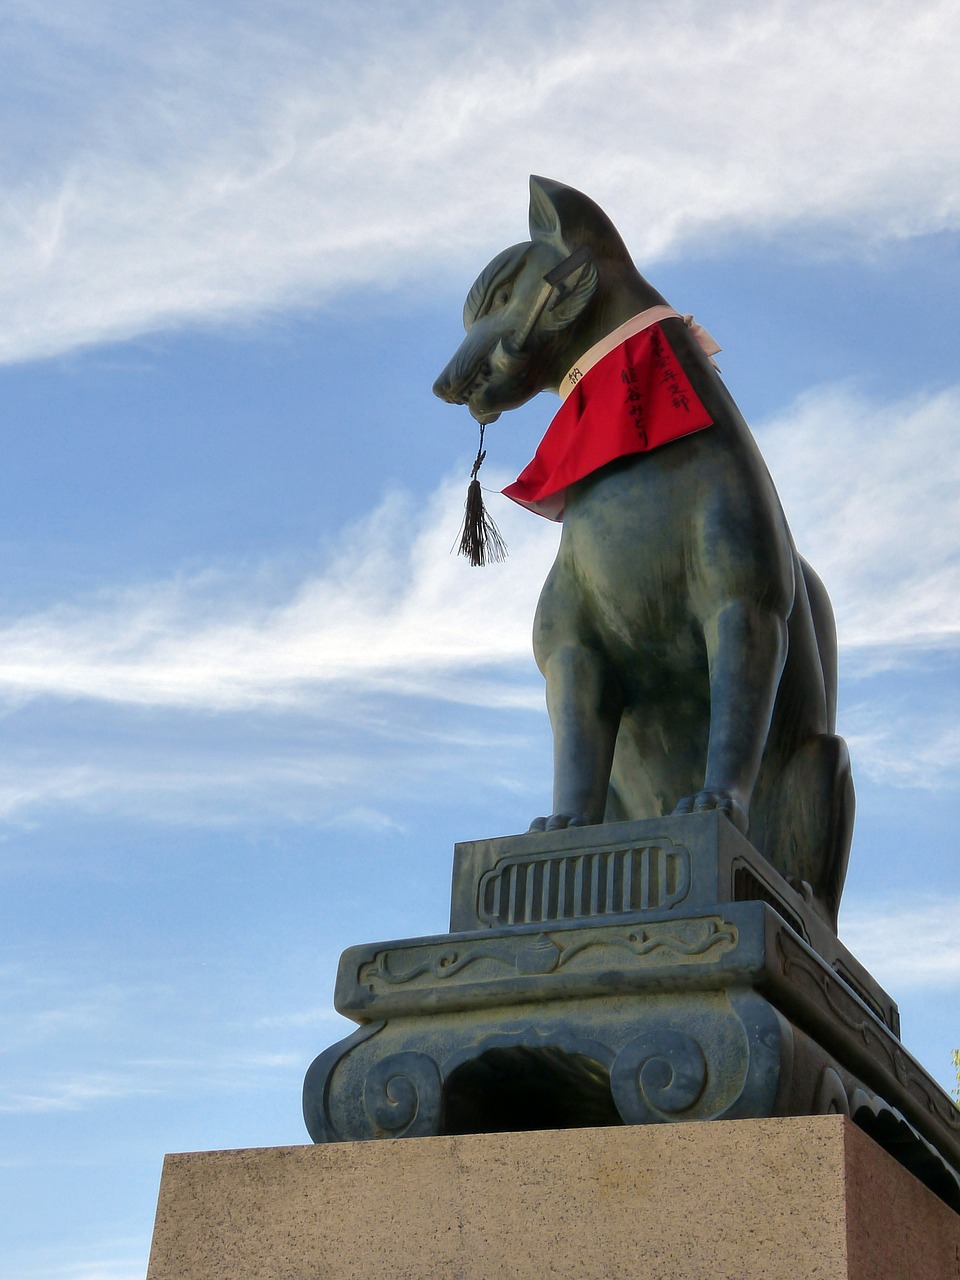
(442, 1045, 623, 1135)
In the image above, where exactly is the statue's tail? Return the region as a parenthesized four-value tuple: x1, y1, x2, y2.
(763, 734, 855, 932)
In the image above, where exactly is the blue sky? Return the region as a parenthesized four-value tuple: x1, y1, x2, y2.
(1, 1, 959, 1276)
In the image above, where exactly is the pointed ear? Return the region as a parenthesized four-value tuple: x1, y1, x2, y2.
(540, 256, 599, 334)
(528, 174, 634, 270)
(528, 175, 570, 252)
(529, 176, 638, 334)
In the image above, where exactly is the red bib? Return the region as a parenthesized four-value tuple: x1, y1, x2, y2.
(502, 323, 713, 521)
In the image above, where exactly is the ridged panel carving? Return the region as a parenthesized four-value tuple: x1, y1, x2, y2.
(477, 840, 691, 926)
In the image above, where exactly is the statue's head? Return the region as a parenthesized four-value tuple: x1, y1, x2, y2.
(433, 176, 635, 423)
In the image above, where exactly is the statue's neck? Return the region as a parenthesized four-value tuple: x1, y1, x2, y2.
(549, 270, 668, 390)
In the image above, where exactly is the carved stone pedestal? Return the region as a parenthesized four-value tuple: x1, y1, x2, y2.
(146, 1117, 960, 1279)
(303, 814, 960, 1208)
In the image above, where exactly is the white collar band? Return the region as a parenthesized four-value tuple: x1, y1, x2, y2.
(559, 306, 721, 400)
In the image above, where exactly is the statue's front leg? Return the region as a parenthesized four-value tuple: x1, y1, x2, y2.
(673, 599, 788, 833)
(529, 641, 623, 832)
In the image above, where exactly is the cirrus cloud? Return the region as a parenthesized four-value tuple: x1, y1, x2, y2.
(0, 0, 958, 363)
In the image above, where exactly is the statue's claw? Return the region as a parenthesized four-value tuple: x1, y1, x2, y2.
(528, 813, 593, 832)
(672, 791, 748, 833)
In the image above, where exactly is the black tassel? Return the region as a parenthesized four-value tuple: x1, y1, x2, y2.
(456, 424, 507, 566)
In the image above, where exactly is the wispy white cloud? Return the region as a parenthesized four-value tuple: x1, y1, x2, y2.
(840, 897, 960, 990)
(0, 763, 126, 824)
(0, 988, 130, 1053)
(0, 723, 549, 827)
(0, 0, 958, 361)
(0, 379, 956, 721)
(0, 474, 555, 712)
(253, 1005, 350, 1032)
(759, 384, 960, 659)
(0, 754, 399, 827)
(0, 379, 954, 823)
(11, 1250, 146, 1280)
(0, 1072, 152, 1115)
(843, 701, 960, 790)
(0, 959, 345, 1115)
(0, 1044, 331, 1114)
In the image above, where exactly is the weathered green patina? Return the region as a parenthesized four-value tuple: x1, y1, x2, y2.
(435, 177, 851, 931)
(302, 180, 960, 1211)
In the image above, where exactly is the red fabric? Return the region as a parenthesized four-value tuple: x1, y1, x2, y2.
(502, 323, 713, 521)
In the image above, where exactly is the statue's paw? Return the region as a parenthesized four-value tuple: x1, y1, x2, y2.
(528, 813, 593, 832)
(672, 791, 748, 833)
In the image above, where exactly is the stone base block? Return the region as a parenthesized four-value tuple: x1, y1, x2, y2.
(146, 1115, 959, 1280)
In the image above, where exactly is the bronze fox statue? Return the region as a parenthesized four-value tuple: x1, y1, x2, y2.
(434, 176, 853, 930)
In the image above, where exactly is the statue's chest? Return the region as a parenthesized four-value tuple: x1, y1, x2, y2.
(559, 457, 700, 632)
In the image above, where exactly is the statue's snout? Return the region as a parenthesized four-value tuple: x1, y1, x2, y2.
(432, 323, 494, 406)
(432, 362, 461, 404)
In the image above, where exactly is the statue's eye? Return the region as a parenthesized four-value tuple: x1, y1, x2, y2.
(493, 286, 511, 308)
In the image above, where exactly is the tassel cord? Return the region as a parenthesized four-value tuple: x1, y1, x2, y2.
(454, 423, 508, 566)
